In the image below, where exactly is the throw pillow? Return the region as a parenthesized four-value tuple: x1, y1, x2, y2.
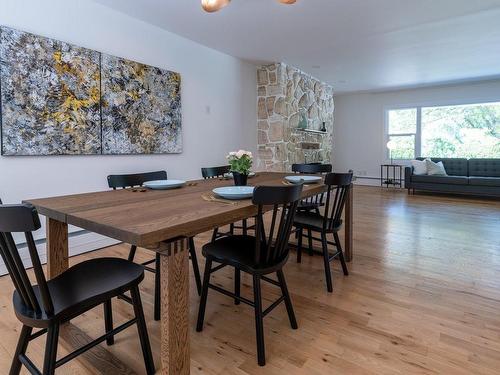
(426, 159, 447, 176)
(411, 160, 427, 175)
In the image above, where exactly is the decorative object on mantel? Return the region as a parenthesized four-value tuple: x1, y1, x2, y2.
(226, 150, 253, 186)
(0, 26, 182, 156)
(320, 121, 327, 132)
(201, 0, 297, 13)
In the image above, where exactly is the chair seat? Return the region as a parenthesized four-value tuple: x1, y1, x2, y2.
(14, 258, 144, 327)
(293, 211, 342, 231)
(202, 235, 286, 274)
(297, 201, 321, 211)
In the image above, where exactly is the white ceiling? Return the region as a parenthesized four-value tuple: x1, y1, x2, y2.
(93, 0, 500, 93)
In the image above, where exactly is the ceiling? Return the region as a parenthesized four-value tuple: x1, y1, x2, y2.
(93, 0, 500, 93)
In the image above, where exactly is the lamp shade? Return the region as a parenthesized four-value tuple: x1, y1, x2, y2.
(201, 0, 231, 12)
(386, 140, 396, 150)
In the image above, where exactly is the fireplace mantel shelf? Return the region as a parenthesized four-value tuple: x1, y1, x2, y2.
(294, 128, 328, 134)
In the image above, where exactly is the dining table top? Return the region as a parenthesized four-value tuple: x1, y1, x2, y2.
(25, 172, 327, 248)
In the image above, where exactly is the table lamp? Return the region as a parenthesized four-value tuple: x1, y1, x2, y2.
(386, 140, 396, 165)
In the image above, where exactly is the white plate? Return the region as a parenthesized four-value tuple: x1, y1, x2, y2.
(285, 175, 322, 184)
(143, 180, 186, 190)
(213, 186, 255, 200)
(224, 172, 256, 179)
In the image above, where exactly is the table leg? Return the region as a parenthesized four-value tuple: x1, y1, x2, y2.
(159, 237, 190, 374)
(344, 183, 353, 262)
(46, 217, 69, 279)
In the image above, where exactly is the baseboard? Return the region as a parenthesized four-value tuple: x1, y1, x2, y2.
(0, 231, 121, 276)
(353, 176, 383, 187)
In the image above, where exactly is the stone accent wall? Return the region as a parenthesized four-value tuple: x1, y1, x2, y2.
(256, 63, 334, 172)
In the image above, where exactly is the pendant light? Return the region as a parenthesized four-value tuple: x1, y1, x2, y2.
(202, 0, 297, 13)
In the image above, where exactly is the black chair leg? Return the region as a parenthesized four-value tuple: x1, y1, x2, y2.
(130, 285, 155, 375)
(243, 219, 248, 235)
(253, 274, 266, 366)
(321, 233, 333, 293)
(189, 237, 202, 296)
(211, 228, 219, 243)
(333, 232, 349, 276)
(128, 245, 137, 262)
(196, 258, 213, 332)
(296, 228, 303, 263)
(230, 223, 235, 235)
(9, 325, 32, 375)
(234, 268, 241, 305)
(277, 270, 298, 329)
(104, 299, 114, 345)
(154, 253, 161, 321)
(42, 323, 59, 375)
(307, 229, 313, 256)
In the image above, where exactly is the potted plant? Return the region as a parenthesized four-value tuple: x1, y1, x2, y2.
(226, 150, 253, 186)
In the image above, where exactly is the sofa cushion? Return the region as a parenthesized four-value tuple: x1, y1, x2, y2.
(469, 176, 500, 187)
(412, 175, 469, 185)
(417, 157, 468, 176)
(468, 159, 500, 177)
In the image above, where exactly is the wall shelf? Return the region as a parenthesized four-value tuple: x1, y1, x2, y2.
(294, 128, 327, 134)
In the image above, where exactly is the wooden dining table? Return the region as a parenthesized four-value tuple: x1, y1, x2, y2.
(26, 171, 353, 374)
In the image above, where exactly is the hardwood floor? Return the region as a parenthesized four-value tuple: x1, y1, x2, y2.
(1, 186, 499, 374)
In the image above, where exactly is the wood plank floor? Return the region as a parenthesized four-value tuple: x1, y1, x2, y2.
(1, 186, 499, 374)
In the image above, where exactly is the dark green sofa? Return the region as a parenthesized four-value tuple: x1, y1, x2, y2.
(405, 158, 500, 197)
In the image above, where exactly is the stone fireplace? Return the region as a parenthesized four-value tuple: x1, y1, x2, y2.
(256, 63, 334, 172)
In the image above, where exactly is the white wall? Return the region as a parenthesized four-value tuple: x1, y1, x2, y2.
(333, 80, 500, 185)
(0, 0, 257, 271)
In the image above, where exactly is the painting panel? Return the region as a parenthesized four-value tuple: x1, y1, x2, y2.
(0, 26, 101, 155)
(101, 54, 182, 154)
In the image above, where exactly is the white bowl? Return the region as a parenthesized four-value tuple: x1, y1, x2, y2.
(224, 172, 256, 179)
(143, 180, 186, 190)
(285, 175, 322, 184)
(213, 186, 255, 200)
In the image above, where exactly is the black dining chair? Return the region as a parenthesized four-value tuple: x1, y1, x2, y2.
(291, 163, 333, 256)
(107, 171, 202, 321)
(201, 166, 255, 240)
(292, 172, 353, 292)
(196, 184, 303, 366)
(0, 202, 155, 375)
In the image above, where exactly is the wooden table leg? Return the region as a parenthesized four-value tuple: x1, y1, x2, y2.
(159, 237, 190, 375)
(344, 183, 353, 262)
(46, 217, 69, 279)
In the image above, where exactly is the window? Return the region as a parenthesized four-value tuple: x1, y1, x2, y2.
(386, 102, 500, 159)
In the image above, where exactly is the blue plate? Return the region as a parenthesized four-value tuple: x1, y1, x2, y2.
(285, 175, 322, 184)
(213, 186, 255, 200)
(143, 180, 186, 190)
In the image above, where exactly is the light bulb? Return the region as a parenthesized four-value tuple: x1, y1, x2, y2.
(201, 0, 231, 13)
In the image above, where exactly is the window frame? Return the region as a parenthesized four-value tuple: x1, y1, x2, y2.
(384, 99, 500, 161)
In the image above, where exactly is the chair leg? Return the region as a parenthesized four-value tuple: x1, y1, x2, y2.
(104, 299, 114, 345)
(253, 274, 266, 366)
(277, 270, 298, 329)
(234, 268, 241, 305)
(243, 219, 248, 235)
(230, 223, 235, 235)
(196, 258, 213, 332)
(189, 237, 202, 296)
(333, 231, 349, 276)
(211, 228, 219, 243)
(42, 323, 59, 375)
(154, 253, 161, 321)
(307, 228, 313, 256)
(128, 245, 137, 262)
(130, 285, 155, 375)
(321, 233, 333, 293)
(9, 325, 32, 375)
(296, 228, 303, 263)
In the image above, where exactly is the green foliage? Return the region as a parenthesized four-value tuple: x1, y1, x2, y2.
(227, 150, 253, 174)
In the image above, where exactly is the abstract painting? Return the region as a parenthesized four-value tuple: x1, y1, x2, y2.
(0, 26, 101, 155)
(101, 54, 182, 154)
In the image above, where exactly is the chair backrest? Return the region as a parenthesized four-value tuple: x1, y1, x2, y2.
(322, 172, 353, 231)
(0, 202, 54, 316)
(252, 184, 303, 266)
(292, 163, 332, 174)
(107, 171, 167, 189)
(201, 165, 230, 179)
